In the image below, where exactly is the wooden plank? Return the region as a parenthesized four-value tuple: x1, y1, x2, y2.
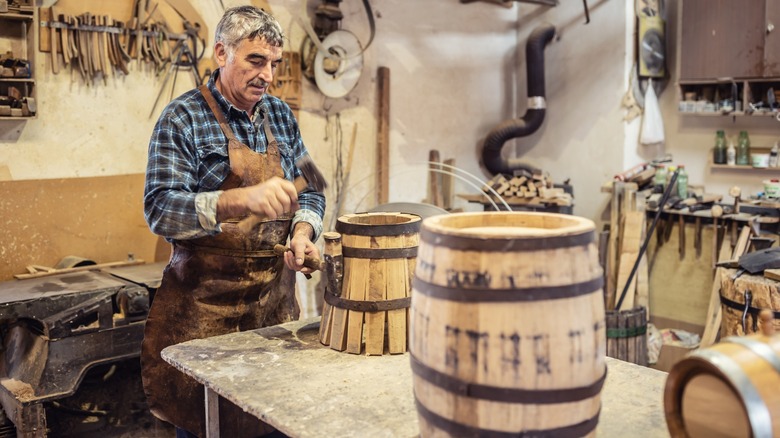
(427, 150, 443, 207)
(13, 259, 145, 280)
(605, 181, 622, 310)
(329, 250, 350, 351)
(764, 268, 780, 282)
(376, 67, 390, 204)
(345, 234, 370, 354)
(386, 234, 407, 354)
(616, 211, 644, 311)
(364, 256, 387, 355)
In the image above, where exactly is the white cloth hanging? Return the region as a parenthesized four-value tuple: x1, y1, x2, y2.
(640, 79, 665, 146)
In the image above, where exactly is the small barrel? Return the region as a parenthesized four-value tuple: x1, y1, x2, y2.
(665, 310, 780, 438)
(324, 212, 421, 355)
(410, 211, 606, 437)
(606, 306, 648, 366)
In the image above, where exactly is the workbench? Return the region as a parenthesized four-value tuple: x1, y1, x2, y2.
(162, 317, 671, 437)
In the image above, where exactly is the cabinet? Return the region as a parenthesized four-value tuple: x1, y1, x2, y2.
(680, 0, 779, 81)
(0, 4, 36, 119)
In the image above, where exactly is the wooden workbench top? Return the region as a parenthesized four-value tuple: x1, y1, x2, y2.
(162, 317, 671, 437)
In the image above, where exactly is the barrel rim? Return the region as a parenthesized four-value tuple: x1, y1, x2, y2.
(664, 349, 771, 438)
(421, 211, 595, 239)
(336, 212, 422, 236)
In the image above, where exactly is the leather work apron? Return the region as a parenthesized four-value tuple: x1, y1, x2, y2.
(141, 85, 299, 437)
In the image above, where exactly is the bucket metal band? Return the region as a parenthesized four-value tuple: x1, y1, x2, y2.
(606, 325, 647, 339)
(414, 395, 600, 438)
(724, 336, 780, 374)
(324, 290, 411, 312)
(336, 220, 420, 236)
(412, 276, 603, 302)
(410, 353, 606, 404)
(419, 228, 594, 252)
(342, 246, 418, 259)
(689, 349, 773, 438)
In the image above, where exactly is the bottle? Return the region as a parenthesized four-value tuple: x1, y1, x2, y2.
(713, 130, 727, 164)
(736, 130, 751, 166)
(770, 142, 779, 168)
(727, 141, 736, 166)
(677, 165, 688, 199)
(653, 165, 667, 191)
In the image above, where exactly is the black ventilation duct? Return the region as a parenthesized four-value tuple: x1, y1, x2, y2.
(481, 23, 556, 176)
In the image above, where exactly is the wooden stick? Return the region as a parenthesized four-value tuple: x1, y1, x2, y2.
(376, 66, 390, 205)
(14, 259, 146, 280)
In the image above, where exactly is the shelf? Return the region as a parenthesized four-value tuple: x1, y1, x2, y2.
(0, 78, 34, 83)
(0, 13, 34, 21)
(710, 163, 780, 171)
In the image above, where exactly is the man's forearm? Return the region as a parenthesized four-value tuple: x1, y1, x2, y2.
(292, 221, 315, 240)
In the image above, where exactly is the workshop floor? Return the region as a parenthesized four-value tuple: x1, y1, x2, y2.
(43, 359, 175, 438)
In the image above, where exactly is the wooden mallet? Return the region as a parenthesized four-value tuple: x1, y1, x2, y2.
(237, 155, 328, 234)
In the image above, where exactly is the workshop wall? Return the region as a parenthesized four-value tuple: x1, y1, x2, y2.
(0, 0, 628, 279)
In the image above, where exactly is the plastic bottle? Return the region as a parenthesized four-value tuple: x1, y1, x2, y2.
(736, 130, 751, 166)
(713, 130, 727, 164)
(653, 165, 667, 191)
(727, 141, 736, 166)
(770, 142, 779, 168)
(677, 165, 688, 199)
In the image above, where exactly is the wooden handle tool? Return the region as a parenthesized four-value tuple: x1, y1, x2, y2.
(273, 244, 324, 271)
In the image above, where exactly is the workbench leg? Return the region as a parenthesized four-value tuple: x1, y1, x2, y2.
(205, 387, 220, 438)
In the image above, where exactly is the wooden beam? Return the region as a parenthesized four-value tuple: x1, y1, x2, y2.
(376, 66, 390, 205)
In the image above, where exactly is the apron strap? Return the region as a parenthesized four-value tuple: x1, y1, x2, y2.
(199, 84, 238, 143)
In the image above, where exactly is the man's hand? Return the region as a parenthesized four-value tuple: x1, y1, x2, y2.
(284, 222, 319, 274)
(217, 176, 299, 222)
(245, 176, 300, 219)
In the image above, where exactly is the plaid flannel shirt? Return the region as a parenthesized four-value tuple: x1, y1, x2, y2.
(144, 70, 325, 242)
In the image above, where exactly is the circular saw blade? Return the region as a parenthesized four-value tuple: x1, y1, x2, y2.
(314, 30, 363, 98)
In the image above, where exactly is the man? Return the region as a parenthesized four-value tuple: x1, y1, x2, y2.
(141, 6, 325, 437)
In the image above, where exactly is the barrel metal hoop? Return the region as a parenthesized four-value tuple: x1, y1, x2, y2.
(324, 290, 411, 312)
(336, 221, 420, 236)
(606, 325, 647, 339)
(413, 394, 600, 438)
(419, 228, 594, 252)
(719, 295, 780, 319)
(342, 246, 418, 259)
(410, 353, 607, 404)
(412, 276, 603, 302)
(724, 337, 780, 374)
(690, 349, 773, 438)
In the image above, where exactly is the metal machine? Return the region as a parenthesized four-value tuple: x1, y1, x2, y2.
(0, 263, 165, 437)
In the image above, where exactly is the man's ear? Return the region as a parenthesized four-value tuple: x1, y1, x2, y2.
(214, 42, 228, 68)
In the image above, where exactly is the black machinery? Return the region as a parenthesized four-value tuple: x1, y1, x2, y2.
(0, 263, 164, 437)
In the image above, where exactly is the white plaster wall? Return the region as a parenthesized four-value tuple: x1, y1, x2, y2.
(0, 0, 627, 228)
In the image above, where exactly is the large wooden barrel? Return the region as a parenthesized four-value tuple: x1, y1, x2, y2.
(665, 311, 780, 438)
(321, 212, 421, 355)
(410, 211, 606, 437)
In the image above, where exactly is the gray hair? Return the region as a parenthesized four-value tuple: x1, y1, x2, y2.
(215, 6, 285, 58)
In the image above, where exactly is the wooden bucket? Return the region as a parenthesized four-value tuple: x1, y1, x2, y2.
(719, 269, 780, 337)
(321, 212, 421, 355)
(664, 311, 780, 438)
(410, 211, 606, 437)
(606, 306, 648, 366)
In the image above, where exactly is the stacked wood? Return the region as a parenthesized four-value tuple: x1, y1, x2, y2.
(481, 171, 572, 206)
